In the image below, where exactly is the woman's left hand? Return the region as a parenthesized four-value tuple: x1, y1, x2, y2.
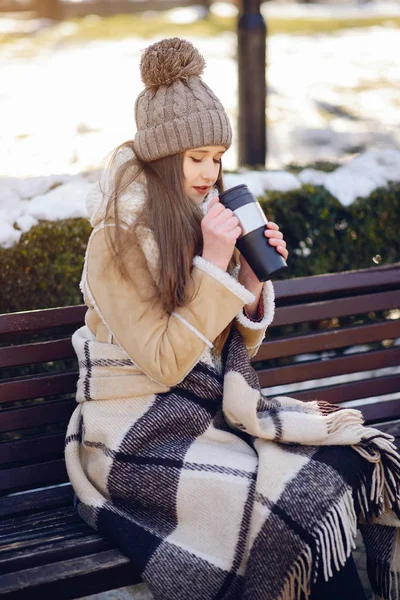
(264, 221, 288, 262)
(238, 222, 288, 293)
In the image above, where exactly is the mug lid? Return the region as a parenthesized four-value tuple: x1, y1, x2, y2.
(219, 184, 254, 208)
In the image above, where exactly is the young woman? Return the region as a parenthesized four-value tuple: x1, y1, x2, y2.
(65, 38, 400, 600)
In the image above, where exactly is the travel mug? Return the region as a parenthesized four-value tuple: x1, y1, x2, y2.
(219, 184, 288, 281)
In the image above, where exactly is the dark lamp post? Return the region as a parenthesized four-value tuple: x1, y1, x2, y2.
(238, 0, 267, 168)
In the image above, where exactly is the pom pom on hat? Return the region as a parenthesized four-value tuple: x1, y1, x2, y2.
(140, 38, 206, 89)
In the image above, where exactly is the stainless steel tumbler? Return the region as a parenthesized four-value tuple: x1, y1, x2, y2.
(219, 184, 287, 281)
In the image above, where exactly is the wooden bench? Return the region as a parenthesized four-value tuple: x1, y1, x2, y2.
(1, 262, 399, 599)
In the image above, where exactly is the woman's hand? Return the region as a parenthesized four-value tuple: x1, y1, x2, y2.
(239, 221, 288, 317)
(201, 196, 242, 271)
(264, 221, 288, 262)
(239, 221, 288, 287)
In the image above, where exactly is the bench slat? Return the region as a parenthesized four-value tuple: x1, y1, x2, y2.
(288, 374, 400, 406)
(0, 459, 68, 494)
(256, 319, 400, 361)
(0, 339, 75, 369)
(0, 485, 73, 518)
(273, 262, 400, 303)
(0, 433, 65, 466)
(272, 289, 400, 327)
(0, 508, 86, 542)
(0, 534, 111, 578)
(0, 306, 86, 336)
(361, 400, 400, 425)
(258, 347, 400, 388)
(0, 398, 76, 433)
(375, 419, 400, 440)
(0, 372, 78, 404)
(0, 548, 137, 600)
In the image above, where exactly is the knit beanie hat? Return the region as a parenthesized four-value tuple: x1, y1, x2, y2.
(133, 38, 232, 162)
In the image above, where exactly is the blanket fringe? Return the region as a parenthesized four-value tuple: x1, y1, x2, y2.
(312, 489, 358, 583)
(279, 490, 357, 600)
(278, 546, 313, 600)
(369, 563, 400, 600)
(325, 408, 365, 444)
(352, 431, 400, 519)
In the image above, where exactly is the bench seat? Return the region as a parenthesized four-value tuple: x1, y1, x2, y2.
(1, 262, 399, 598)
(0, 486, 140, 599)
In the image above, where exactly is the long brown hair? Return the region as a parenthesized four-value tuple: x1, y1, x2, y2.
(103, 140, 238, 353)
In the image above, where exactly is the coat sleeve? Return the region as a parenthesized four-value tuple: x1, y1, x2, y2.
(85, 226, 256, 387)
(235, 280, 275, 358)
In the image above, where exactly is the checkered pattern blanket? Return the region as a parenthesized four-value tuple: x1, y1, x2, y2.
(65, 325, 400, 600)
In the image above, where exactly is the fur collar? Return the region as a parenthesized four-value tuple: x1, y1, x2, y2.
(86, 147, 147, 229)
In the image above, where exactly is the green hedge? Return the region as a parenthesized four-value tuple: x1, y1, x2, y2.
(0, 219, 91, 314)
(260, 181, 399, 278)
(0, 182, 399, 314)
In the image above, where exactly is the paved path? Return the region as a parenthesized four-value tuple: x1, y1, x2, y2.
(81, 584, 152, 599)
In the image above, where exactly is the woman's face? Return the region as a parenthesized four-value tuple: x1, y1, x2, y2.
(183, 145, 226, 205)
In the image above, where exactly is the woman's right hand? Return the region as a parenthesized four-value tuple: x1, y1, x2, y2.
(201, 196, 242, 271)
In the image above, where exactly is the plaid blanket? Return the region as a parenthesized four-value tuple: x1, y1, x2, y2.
(65, 325, 400, 600)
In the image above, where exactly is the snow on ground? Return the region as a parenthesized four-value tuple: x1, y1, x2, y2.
(297, 148, 400, 205)
(0, 148, 399, 248)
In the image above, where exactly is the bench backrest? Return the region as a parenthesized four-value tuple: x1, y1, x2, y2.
(1, 262, 399, 496)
